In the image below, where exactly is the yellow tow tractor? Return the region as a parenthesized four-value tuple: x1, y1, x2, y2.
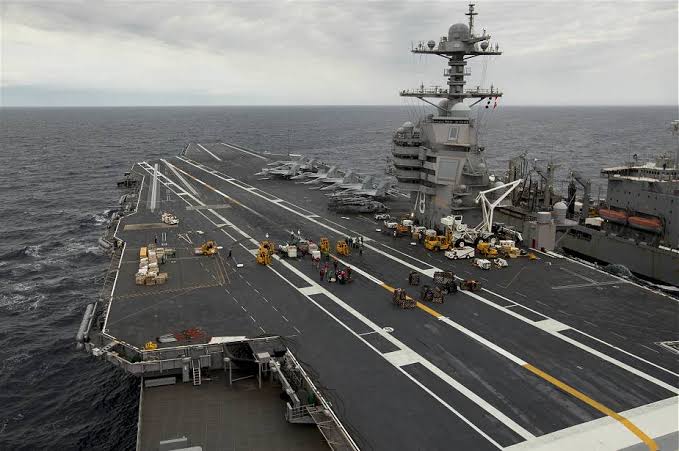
(497, 240, 520, 258)
(194, 240, 218, 256)
(476, 241, 498, 258)
(423, 228, 452, 252)
(256, 240, 275, 265)
(336, 240, 350, 256)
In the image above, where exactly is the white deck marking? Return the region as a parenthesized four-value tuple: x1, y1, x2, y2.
(282, 315, 289, 322)
(149, 163, 159, 211)
(299, 286, 323, 296)
(439, 317, 527, 365)
(384, 349, 421, 367)
(161, 158, 199, 196)
(220, 142, 267, 160)
(552, 280, 626, 290)
(560, 266, 597, 283)
(505, 396, 679, 451)
(533, 319, 570, 333)
(196, 143, 222, 161)
(170, 158, 679, 392)
(640, 344, 659, 354)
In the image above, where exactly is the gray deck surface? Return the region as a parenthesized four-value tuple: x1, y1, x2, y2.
(106, 143, 679, 451)
(140, 378, 326, 451)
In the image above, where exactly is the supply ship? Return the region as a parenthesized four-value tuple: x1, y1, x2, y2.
(78, 5, 679, 451)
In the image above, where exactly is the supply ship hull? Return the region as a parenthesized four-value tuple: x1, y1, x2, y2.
(80, 143, 679, 451)
(558, 227, 679, 287)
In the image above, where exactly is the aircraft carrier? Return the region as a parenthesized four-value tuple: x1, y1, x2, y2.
(77, 5, 678, 451)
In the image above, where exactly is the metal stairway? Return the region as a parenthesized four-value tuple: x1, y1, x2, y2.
(191, 359, 201, 386)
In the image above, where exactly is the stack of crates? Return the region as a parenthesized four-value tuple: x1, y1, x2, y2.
(136, 244, 169, 285)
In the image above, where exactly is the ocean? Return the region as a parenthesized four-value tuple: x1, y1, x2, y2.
(0, 105, 676, 449)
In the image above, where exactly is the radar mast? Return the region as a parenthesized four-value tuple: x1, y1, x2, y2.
(392, 3, 503, 227)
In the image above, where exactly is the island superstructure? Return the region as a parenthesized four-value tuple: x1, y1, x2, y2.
(393, 3, 502, 227)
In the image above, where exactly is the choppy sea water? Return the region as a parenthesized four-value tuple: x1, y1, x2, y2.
(0, 105, 676, 449)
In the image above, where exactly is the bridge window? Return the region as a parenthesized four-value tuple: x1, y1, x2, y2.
(448, 126, 459, 141)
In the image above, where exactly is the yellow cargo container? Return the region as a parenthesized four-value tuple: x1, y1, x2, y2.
(140, 247, 148, 258)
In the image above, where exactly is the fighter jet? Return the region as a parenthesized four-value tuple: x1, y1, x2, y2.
(329, 180, 392, 200)
(330, 175, 374, 193)
(255, 157, 317, 178)
(291, 165, 340, 183)
(318, 170, 358, 191)
(327, 195, 387, 213)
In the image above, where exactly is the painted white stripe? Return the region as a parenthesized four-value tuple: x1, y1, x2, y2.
(149, 163, 159, 211)
(196, 143, 222, 162)
(384, 349, 421, 367)
(220, 142, 267, 160)
(161, 158, 198, 196)
(534, 318, 570, 333)
(439, 317, 527, 366)
(174, 156, 679, 392)
(299, 286, 323, 296)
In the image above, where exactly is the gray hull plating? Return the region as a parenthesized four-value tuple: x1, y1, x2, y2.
(558, 226, 679, 286)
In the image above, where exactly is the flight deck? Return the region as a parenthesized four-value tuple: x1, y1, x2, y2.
(92, 143, 679, 451)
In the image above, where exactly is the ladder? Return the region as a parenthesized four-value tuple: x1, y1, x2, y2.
(191, 359, 201, 386)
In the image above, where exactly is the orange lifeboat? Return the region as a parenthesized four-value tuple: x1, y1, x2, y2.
(599, 208, 627, 225)
(628, 216, 663, 233)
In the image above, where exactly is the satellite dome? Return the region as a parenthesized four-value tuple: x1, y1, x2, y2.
(448, 23, 470, 41)
(553, 201, 567, 210)
(449, 102, 471, 118)
(396, 127, 405, 133)
(427, 40, 436, 50)
(480, 41, 489, 50)
(402, 121, 414, 129)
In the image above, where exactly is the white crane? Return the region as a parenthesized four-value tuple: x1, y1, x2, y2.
(474, 179, 523, 233)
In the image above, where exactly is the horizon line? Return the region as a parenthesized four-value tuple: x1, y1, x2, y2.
(1, 104, 677, 108)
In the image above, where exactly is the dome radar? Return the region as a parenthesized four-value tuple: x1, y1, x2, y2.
(448, 23, 470, 42)
(427, 40, 436, 50)
(449, 102, 471, 118)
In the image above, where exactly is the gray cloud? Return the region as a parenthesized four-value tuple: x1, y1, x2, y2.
(1, 1, 676, 106)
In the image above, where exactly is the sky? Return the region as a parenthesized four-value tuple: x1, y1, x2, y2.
(1, 1, 677, 107)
